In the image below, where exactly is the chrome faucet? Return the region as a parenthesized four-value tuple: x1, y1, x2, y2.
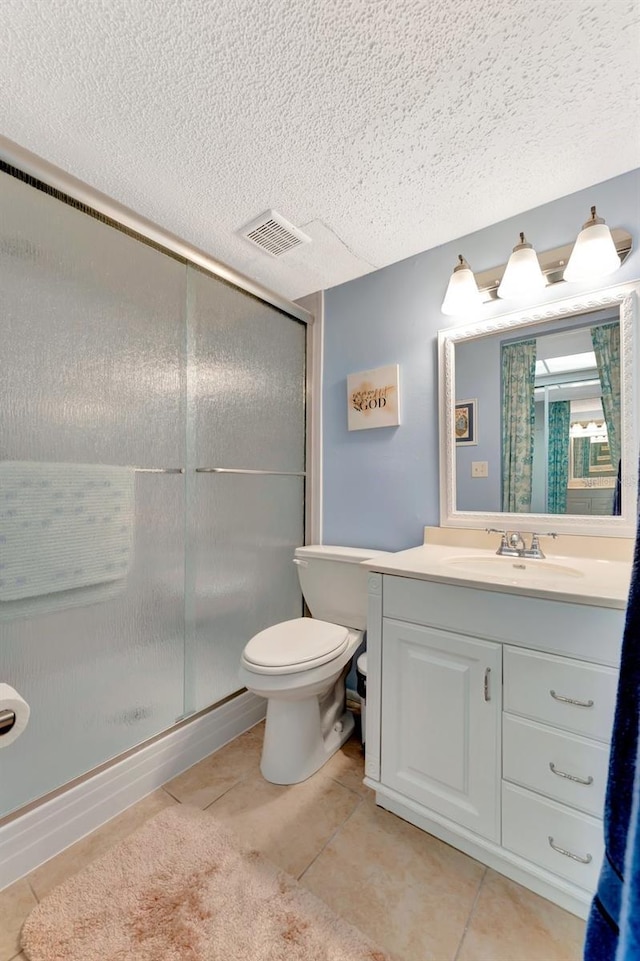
(486, 529, 557, 559)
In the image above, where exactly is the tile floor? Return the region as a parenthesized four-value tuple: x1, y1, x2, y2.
(1, 721, 586, 961)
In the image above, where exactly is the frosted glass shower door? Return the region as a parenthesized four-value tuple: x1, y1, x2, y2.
(185, 267, 306, 711)
(0, 169, 186, 815)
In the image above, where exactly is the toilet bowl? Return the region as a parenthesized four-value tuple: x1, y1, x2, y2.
(239, 545, 386, 784)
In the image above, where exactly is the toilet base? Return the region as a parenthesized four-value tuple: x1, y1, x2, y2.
(260, 698, 355, 785)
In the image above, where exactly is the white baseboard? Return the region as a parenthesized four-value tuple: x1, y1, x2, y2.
(0, 691, 266, 890)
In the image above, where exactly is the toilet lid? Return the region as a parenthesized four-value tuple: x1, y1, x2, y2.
(243, 617, 350, 670)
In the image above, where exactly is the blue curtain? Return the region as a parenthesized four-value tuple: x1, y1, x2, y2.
(584, 460, 640, 960)
(547, 401, 570, 513)
(502, 339, 537, 512)
(613, 461, 622, 517)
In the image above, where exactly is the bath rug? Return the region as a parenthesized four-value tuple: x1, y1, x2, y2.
(21, 805, 390, 961)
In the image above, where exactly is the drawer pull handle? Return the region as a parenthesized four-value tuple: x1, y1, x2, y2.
(484, 667, 491, 702)
(550, 690, 594, 708)
(548, 836, 592, 864)
(549, 762, 594, 786)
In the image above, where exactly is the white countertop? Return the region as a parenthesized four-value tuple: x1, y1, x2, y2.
(364, 543, 632, 610)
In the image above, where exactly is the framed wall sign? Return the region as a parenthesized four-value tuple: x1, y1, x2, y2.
(454, 398, 477, 445)
(347, 364, 400, 431)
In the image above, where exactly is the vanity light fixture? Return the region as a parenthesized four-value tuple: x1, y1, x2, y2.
(497, 232, 546, 300)
(440, 255, 483, 316)
(570, 420, 608, 440)
(440, 208, 632, 314)
(563, 206, 621, 282)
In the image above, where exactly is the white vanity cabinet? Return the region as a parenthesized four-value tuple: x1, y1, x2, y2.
(365, 570, 624, 918)
(382, 621, 501, 841)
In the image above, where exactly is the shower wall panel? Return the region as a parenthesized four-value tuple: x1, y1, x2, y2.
(0, 171, 186, 815)
(185, 269, 305, 711)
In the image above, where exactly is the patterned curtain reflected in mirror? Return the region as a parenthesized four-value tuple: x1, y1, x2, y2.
(547, 401, 571, 513)
(591, 321, 621, 514)
(501, 339, 537, 512)
(591, 321, 621, 473)
(573, 437, 593, 479)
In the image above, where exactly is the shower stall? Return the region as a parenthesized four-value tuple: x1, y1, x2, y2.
(0, 157, 309, 820)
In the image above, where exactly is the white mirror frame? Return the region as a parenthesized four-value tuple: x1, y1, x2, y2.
(438, 282, 640, 537)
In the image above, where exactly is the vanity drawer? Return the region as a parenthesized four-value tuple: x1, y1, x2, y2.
(503, 714, 609, 817)
(503, 646, 617, 741)
(502, 783, 602, 891)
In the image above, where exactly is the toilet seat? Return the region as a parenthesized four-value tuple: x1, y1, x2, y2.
(242, 617, 350, 675)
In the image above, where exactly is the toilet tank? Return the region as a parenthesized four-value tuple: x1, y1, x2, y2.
(294, 545, 389, 630)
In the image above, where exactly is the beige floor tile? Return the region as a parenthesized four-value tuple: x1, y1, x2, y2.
(204, 768, 361, 878)
(456, 869, 586, 961)
(301, 796, 485, 961)
(322, 734, 372, 797)
(28, 788, 176, 901)
(163, 726, 263, 808)
(0, 879, 37, 961)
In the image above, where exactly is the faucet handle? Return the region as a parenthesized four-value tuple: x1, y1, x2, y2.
(486, 528, 508, 555)
(527, 531, 557, 559)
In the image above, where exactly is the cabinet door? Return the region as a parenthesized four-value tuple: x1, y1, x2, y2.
(381, 620, 502, 841)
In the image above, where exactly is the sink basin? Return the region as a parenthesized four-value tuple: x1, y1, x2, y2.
(444, 555, 584, 582)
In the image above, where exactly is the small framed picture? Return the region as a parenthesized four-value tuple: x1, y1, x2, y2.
(454, 399, 477, 445)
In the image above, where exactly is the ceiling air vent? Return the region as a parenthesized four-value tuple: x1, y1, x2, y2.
(239, 210, 311, 257)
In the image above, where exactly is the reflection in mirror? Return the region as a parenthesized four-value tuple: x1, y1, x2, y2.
(454, 308, 621, 514)
(457, 310, 620, 514)
(531, 317, 620, 516)
(439, 284, 639, 537)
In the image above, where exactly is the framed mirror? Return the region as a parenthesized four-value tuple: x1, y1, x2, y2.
(438, 283, 640, 536)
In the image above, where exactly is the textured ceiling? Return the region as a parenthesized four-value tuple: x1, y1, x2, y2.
(1, 0, 639, 300)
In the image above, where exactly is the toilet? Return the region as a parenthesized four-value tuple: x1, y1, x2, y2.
(239, 544, 385, 784)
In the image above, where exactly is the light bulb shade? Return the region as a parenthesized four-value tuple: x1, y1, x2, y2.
(497, 245, 545, 300)
(441, 261, 482, 316)
(563, 222, 621, 282)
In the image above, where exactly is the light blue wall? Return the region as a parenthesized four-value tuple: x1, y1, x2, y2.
(322, 169, 640, 551)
